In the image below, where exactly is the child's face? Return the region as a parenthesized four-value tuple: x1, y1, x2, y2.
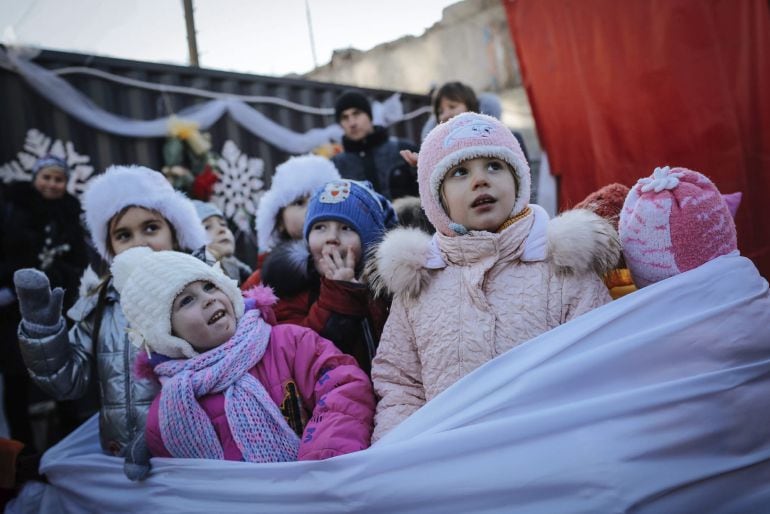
(279, 195, 309, 241)
(440, 157, 517, 232)
(33, 167, 68, 200)
(307, 220, 362, 272)
(171, 280, 236, 352)
(437, 97, 469, 123)
(109, 207, 175, 256)
(203, 215, 235, 258)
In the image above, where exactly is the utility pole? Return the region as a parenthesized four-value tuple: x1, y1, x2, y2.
(183, 0, 200, 67)
(305, 0, 319, 69)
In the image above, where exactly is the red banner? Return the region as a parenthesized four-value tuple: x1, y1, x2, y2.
(504, 0, 770, 277)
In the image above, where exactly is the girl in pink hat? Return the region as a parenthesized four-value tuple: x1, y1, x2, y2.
(370, 113, 620, 441)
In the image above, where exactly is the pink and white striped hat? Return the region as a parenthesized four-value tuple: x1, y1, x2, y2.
(619, 166, 737, 287)
(417, 112, 530, 236)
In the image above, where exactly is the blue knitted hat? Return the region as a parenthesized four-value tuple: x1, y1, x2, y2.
(304, 180, 396, 254)
(32, 155, 69, 177)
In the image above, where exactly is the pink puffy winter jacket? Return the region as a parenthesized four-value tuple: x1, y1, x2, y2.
(146, 323, 375, 461)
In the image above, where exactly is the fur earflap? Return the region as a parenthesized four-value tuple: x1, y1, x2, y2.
(547, 208, 620, 275)
(260, 240, 314, 298)
(367, 227, 435, 299)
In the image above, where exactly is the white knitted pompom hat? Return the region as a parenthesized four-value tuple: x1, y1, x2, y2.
(255, 155, 341, 252)
(111, 247, 245, 358)
(82, 165, 207, 261)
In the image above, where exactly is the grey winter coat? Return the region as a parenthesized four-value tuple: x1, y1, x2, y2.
(17, 279, 157, 455)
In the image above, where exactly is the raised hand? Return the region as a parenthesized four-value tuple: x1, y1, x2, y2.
(400, 149, 419, 167)
(13, 268, 64, 327)
(318, 246, 359, 283)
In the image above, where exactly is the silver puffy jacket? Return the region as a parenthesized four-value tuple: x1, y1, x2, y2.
(17, 281, 158, 455)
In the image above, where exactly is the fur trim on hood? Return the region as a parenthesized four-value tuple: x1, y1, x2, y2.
(370, 207, 620, 299)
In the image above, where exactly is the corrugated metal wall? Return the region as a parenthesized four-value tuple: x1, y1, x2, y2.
(0, 48, 430, 183)
(0, 48, 430, 263)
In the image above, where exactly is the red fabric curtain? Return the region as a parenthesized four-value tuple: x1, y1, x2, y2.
(504, 0, 770, 278)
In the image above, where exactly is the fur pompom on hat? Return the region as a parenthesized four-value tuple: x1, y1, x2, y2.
(83, 165, 207, 261)
(575, 183, 630, 232)
(619, 166, 737, 287)
(334, 90, 372, 122)
(255, 155, 340, 253)
(417, 112, 530, 236)
(304, 179, 397, 255)
(111, 247, 245, 359)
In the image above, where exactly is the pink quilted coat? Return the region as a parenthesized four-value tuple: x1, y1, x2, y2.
(371, 208, 618, 441)
(146, 323, 375, 461)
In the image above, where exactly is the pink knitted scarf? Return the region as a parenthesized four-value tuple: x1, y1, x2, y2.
(153, 309, 299, 462)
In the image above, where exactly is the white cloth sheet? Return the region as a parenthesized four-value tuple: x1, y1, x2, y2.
(8, 254, 770, 513)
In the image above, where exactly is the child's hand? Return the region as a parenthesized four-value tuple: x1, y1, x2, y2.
(318, 246, 359, 283)
(400, 149, 418, 167)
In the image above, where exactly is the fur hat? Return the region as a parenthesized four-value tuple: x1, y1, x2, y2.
(334, 90, 372, 122)
(192, 200, 224, 222)
(304, 179, 397, 255)
(417, 112, 530, 236)
(255, 155, 341, 253)
(574, 183, 630, 232)
(82, 165, 206, 261)
(619, 166, 737, 287)
(33, 154, 69, 178)
(111, 247, 245, 359)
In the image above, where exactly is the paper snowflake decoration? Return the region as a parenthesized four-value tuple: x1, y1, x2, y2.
(212, 140, 266, 232)
(0, 128, 94, 197)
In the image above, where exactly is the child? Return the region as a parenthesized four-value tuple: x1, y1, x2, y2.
(371, 113, 618, 440)
(242, 155, 340, 290)
(12, 165, 206, 462)
(111, 246, 374, 462)
(619, 166, 738, 287)
(261, 179, 396, 376)
(191, 200, 252, 285)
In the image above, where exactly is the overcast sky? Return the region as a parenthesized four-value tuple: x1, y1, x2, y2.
(0, 0, 460, 76)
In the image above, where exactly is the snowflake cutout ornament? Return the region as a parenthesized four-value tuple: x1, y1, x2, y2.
(212, 140, 266, 232)
(0, 128, 95, 197)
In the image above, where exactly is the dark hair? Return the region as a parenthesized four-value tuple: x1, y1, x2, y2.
(105, 206, 180, 257)
(432, 82, 479, 120)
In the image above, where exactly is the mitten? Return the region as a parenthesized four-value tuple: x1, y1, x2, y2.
(13, 268, 64, 329)
(123, 432, 151, 482)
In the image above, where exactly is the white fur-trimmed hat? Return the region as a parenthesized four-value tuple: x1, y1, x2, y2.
(111, 247, 245, 359)
(82, 165, 207, 261)
(255, 155, 340, 252)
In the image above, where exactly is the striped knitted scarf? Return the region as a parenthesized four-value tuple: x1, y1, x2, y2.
(153, 309, 300, 462)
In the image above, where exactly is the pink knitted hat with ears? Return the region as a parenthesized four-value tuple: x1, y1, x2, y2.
(619, 166, 737, 287)
(417, 112, 530, 236)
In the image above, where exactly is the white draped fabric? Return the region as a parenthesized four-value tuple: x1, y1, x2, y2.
(8, 254, 770, 513)
(0, 47, 424, 155)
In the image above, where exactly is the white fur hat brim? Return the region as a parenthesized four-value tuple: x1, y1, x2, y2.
(82, 165, 207, 261)
(255, 155, 340, 252)
(111, 247, 245, 359)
